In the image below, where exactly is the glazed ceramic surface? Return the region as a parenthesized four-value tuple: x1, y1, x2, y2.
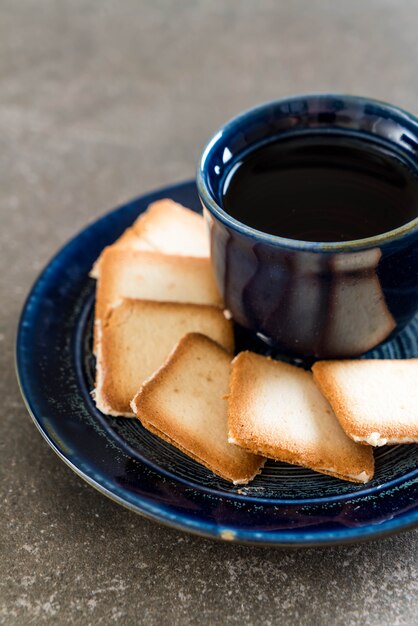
(198, 95, 418, 358)
(16, 181, 418, 546)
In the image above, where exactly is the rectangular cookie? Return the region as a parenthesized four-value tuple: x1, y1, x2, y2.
(313, 359, 418, 446)
(90, 199, 209, 278)
(131, 333, 265, 484)
(94, 300, 234, 417)
(93, 247, 222, 353)
(228, 352, 374, 483)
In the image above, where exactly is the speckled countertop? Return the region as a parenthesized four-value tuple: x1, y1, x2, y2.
(2, 1, 418, 624)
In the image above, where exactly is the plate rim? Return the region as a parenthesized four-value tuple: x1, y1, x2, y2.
(15, 179, 418, 547)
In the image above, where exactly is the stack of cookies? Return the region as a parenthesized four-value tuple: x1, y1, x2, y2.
(92, 200, 418, 486)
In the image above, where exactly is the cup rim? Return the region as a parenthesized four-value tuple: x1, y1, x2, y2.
(196, 93, 418, 252)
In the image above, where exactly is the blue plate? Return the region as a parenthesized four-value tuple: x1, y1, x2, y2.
(16, 180, 418, 546)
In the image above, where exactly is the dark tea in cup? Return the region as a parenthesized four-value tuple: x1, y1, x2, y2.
(222, 134, 418, 243)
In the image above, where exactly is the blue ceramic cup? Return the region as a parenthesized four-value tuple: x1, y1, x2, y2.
(197, 94, 418, 359)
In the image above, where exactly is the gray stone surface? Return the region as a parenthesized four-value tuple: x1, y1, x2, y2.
(2, 1, 418, 624)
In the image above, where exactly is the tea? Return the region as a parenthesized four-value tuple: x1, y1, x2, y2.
(222, 134, 418, 242)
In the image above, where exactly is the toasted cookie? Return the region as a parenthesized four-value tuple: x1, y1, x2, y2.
(313, 359, 418, 446)
(131, 333, 264, 484)
(90, 199, 209, 278)
(95, 247, 222, 319)
(94, 300, 234, 416)
(93, 247, 222, 353)
(228, 352, 374, 483)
